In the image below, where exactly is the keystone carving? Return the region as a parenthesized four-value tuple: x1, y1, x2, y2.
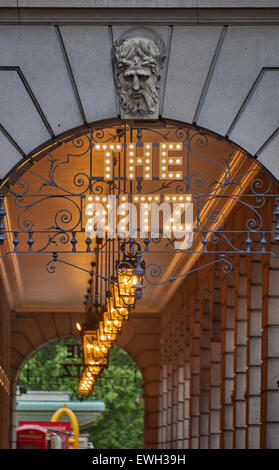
(112, 28, 166, 120)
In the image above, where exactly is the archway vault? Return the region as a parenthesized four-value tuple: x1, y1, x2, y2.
(11, 311, 161, 449)
(11, 311, 160, 388)
(0, 120, 278, 316)
(1, 9, 279, 451)
(1, 118, 279, 450)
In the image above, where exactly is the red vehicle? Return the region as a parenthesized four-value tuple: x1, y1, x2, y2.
(16, 421, 71, 449)
(17, 424, 49, 449)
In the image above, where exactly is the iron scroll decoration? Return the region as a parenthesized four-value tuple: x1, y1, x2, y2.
(0, 122, 279, 289)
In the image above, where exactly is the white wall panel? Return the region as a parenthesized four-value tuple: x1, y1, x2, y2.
(60, 26, 117, 123)
(0, 26, 81, 137)
(162, 26, 222, 124)
(0, 71, 50, 154)
(198, 27, 279, 138)
(0, 24, 279, 180)
(0, 132, 22, 179)
(230, 70, 279, 155)
(257, 132, 279, 180)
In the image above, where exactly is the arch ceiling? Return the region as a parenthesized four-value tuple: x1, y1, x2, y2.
(0, 23, 279, 184)
(1, 123, 276, 318)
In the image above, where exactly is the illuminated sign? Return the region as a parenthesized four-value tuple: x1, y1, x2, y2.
(85, 193, 193, 249)
(95, 141, 184, 181)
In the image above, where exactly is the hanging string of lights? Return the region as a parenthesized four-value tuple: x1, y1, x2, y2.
(77, 130, 146, 396)
(77, 237, 145, 396)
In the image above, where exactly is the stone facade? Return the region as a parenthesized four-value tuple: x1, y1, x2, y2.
(1, 4, 279, 183)
(0, 274, 11, 448)
(158, 248, 279, 449)
(1, 1, 279, 449)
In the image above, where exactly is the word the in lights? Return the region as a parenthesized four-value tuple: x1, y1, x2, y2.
(94, 142, 183, 181)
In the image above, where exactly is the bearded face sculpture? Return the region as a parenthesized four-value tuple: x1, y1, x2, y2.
(113, 33, 166, 120)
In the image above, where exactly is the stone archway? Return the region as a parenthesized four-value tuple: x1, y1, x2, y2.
(1, 21, 279, 187)
(1, 118, 279, 449)
(1, 4, 279, 451)
(10, 313, 160, 449)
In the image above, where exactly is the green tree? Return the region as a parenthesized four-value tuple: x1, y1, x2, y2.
(18, 339, 144, 449)
(89, 346, 144, 449)
(18, 338, 82, 397)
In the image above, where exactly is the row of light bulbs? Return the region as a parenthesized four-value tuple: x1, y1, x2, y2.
(77, 255, 144, 396)
(85, 193, 192, 236)
(94, 141, 184, 181)
(86, 193, 191, 203)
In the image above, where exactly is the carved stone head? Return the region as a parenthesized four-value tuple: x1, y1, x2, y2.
(113, 29, 166, 120)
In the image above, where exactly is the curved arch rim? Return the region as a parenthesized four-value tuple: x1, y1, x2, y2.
(1, 117, 278, 192)
(13, 333, 144, 390)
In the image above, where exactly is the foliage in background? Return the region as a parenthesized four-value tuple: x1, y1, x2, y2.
(89, 347, 144, 449)
(18, 338, 144, 449)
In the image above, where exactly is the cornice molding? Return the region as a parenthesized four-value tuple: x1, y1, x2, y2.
(8, 1, 279, 8)
(2, 7, 279, 25)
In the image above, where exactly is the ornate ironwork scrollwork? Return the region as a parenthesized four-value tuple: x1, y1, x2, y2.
(0, 123, 278, 287)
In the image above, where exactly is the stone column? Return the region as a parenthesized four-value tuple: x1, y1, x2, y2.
(200, 280, 212, 449)
(261, 242, 279, 448)
(246, 255, 262, 448)
(117, 314, 161, 449)
(158, 314, 167, 448)
(171, 312, 179, 448)
(177, 303, 186, 448)
(160, 361, 168, 448)
(189, 285, 201, 448)
(209, 265, 222, 448)
(233, 254, 247, 448)
(0, 274, 11, 448)
(166, 309, 172, 449)
(199, 277, 210, 448)
(220, 269, 235, 448)
(183, 298, 191, 448)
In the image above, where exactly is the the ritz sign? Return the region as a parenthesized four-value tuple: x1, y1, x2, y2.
(86, 141, 193, 249)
